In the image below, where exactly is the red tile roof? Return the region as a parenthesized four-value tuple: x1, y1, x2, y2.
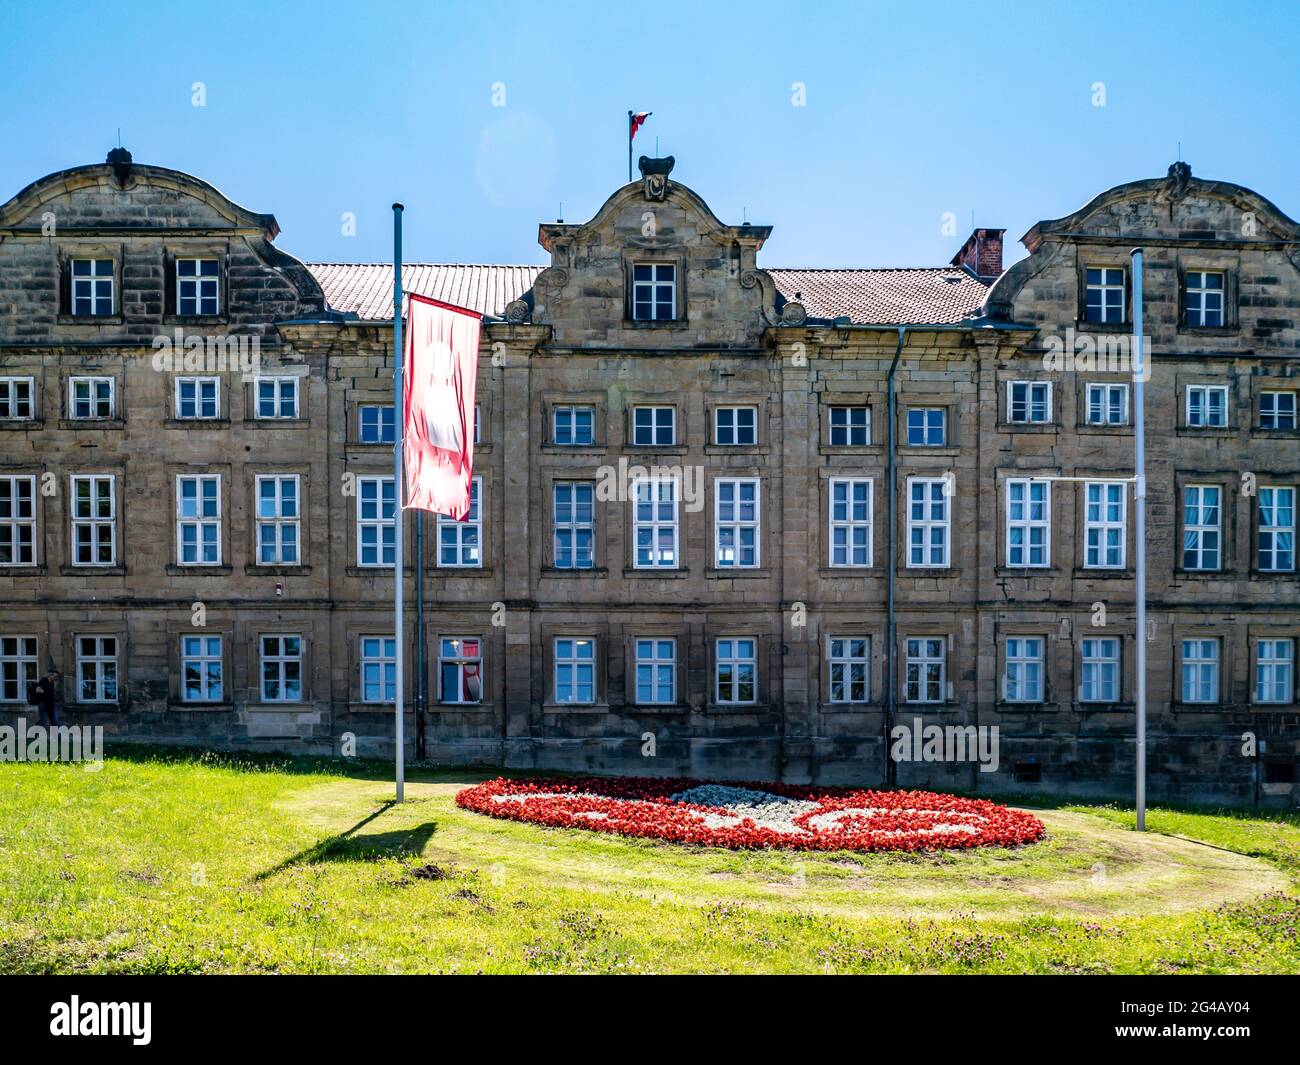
(306, 263, 989, 326)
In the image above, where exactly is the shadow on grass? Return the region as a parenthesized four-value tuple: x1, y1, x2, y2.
(86, 741, 1300, 831)
(254, 801, 437, 881)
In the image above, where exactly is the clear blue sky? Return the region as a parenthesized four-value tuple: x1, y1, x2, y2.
(3, 0, 1298, 270)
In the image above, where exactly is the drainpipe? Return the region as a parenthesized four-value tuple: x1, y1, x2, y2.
(884, 326, 907, 789)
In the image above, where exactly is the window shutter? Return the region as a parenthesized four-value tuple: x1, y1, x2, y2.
(163, 252, 176, 315)
(57, 252, 71, 315)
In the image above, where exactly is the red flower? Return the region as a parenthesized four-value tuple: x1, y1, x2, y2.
(455, 776, 1045, 852)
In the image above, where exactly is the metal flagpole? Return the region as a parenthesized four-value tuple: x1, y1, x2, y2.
(627, 111, 633, 183)
(392, 203, 406, 803)
(415, 509, 425, 761)
(1131, 247, 1147, 831)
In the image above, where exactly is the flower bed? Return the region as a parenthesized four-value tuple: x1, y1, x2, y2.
(455, 777, 1045, 852)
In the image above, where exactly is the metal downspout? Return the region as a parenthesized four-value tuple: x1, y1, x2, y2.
(885, 326, 907, 789)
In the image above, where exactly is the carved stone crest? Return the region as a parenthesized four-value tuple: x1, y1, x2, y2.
(504, 299, 530, 324)
(638, 156, 674, 201)
(1164, 160, 1192, 201)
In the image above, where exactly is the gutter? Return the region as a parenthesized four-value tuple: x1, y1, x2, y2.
(884, 325, 906, 789)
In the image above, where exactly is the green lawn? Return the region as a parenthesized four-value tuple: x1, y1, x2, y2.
(1, 747, 1296, 974)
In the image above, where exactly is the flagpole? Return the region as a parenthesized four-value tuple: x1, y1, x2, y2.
(392, 202, 406, 804)
(627, 110, 633, 183)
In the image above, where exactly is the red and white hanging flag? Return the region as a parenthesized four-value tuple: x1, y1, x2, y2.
(403, 293, 480, 519)
(630, 111, 651, 140)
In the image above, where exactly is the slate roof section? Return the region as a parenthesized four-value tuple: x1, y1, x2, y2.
(306, 263, 990, 325)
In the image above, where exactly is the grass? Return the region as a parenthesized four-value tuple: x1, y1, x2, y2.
(0, 746, 1297, 974)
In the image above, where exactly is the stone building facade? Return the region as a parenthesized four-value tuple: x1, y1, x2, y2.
(1, 150, 1296, 805)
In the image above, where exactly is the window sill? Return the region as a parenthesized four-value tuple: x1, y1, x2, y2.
(818, 565, 875, 576)
(63, 703, 124, 713)
(897, 702, 961, 712)
(1250, 570, 1300, 581)
(705, 567, 770, 579)
(819, 701, 883, 714)
(994, 566, 1061, 577)
(540, 566, 608, 578)
(625, 702, 692, 714)
(1075, 424, 1133, 435)
(622, 567, 690, 578)
(163, 315, 231, 328)
(1171, 703, 1239, 713)
(898, 445, 960, 456)
(244, 418, 309, 429)
(1074, 702, 1135, 713)
(624, 445, 688, 457)
(1173, 568, 1231, 579)
(1071, 567, 1134, 580)
(431, 566, 494, 577)
(245, 564, 312, 576)
(996, 422, 1057, 433)
(899, 566, 957, 578)
(167, 701, 234, 711)
(246, 703, 316, 713)
(995, 701, 1062, 712)
(1178, 325, 1239, 338)
(541, 445, 607, 456)
(543, 702, 609, 715)
(703, 445, 770, 456)
(0, 420, 43, 431)
(165, 564, 232, 576)
(1073, 320, 1131, 332)
(0, 565, 46, 577)
(819, 445, 884, 456)
(1175, 426, 1235, 437)
(1249, 703, 1300, 712)
(59, 565, 126, 576)
(705, 702, 770, 714)
(1252, 428, 1300, 438)
(57, 314, 125, 326)
(58, 419, 125, 431)
(164, 418, 230, 429)
(621, 319, 686, 328)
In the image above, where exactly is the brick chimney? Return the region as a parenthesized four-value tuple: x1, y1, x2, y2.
(950, 227, 1004, 280)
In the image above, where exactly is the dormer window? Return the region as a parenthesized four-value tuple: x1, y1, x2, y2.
(72, 259, 114, 316)
(177, 258, 220, 315)
(632, 263, 675, 321)
(1084, 267, 1125, 324)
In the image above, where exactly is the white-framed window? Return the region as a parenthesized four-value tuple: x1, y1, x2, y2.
(827, 636, 869, 703)
(715, 638, 757, 704)
(256, 474, 300, 565)
(1084, 482, 1126, 569)
(357, 475, 396, 567)
(359, 404, 394, 443)
(714, 405, 757, 445)
(438, 636, 482, 704)
(631, 263, 675, 320)
(1255, 639, 1294, 705)
(1180, 639, 1219, 704)
(1085, 383, 1128, 425)
(554, 637, 595, 704)
(1007, 381, 1050, 424)
(181, 634, 223, 702)
(1003, 637, 1044, 703)
(553, 405, 595, 445)
(1259, 486, 1295, 572)
(176, 257, 220, 315)
(1186, 384, 1228, 428)
(474, 404, 481, 444)
(634, 638, 676, 705)
(906, 407, 946, 445)
(70, 474, 116, 566)
(1005, 478, 1050, 568)
(71, 258, 114, 316)
(553, 481, 595, 569)
(259, 634, 302, 702)
(0, 377, 34, 420)
(1080, 637, 1120, 703)
(69, 376, 113, 419)
(1185, 270, 1224, 327)
(1260, 391, 1297, 431)
(75, 635, 118, 704)
(1084, 266, 1125, 323)
(631, 405, 675, 446)
(0, 475, 36, 566)
(907, 477, 950, 567)
(715, 477, 759, 568)
(829, 405, 870, 446)
(254, 377, 298, 419)
(176, 376, 219, 419)
(633, 477, 678, 568)
(1182, 485, 1221, 571)
(437, 477, 482, 567)
(360, 635, 398, 703)
(829, 477, 872, 567)
(905, 637, 946, 704)
(176, 474, 222, 565)
(0, 636, 38, 703)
